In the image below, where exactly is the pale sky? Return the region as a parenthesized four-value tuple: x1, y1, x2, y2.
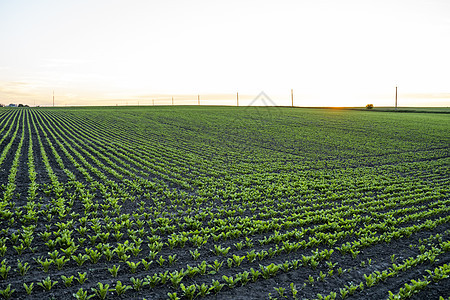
(1, 0, 449, 107)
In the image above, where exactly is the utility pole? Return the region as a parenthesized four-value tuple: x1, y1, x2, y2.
(53, 90, 55, 107)
(395, 86, 398, 111)
(172, 97, 174, 106)
(152, 99, 154, 106)
(198, 94, 200, 105)
(291, 89, 294, 107)
(237, 92, 239, 107)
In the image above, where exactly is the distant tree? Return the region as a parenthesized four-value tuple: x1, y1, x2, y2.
(18, 104, 24, 107)
(366, 104, 373, 109)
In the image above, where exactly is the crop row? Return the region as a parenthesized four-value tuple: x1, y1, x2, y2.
(0, 107, 448, 299)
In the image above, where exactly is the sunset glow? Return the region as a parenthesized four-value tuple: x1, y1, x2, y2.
(1, 0, 449, 107)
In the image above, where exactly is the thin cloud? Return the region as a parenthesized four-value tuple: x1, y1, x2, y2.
(403, 93, 450, 99)
(40, 58, 93, 68)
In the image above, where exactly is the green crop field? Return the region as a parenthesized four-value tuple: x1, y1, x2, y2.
(0, 106, 449, 300)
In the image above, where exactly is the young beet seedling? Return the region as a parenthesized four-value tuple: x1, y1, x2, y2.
(0, 284, 15, 299)
(73, 288, 94, 300)
(23, 283, 34, 295)
(61, 275, 74, 287)
(130, 277, 148, 291)
(113, 280, 132, 296)
(76, 272, 88, 284)
(91, 282, 110, 300)
(273, 286, 286, 298)
(37, 276, 58, 291)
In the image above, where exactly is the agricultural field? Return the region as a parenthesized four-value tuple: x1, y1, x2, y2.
(0, 106, 449, 300)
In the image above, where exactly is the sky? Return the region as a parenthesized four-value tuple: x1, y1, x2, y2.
(0, 0, 449, 107)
